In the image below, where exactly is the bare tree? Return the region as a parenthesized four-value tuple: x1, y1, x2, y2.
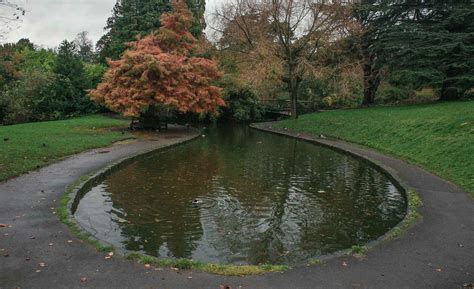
(0, 0, 26, 43)
(74, 31, 95, 62)
(212, 0, 354, 118)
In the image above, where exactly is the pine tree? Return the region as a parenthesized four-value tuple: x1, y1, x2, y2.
(379, 2, 474, 100)
(96, 0, 206, 62)
(54, 40, 92, 113)
(355, 0, 474, 103)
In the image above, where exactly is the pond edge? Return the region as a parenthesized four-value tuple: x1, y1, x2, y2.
(250, 122, 423, 264)
(58, 127, 288, 276)
(59, 123, 422, 276)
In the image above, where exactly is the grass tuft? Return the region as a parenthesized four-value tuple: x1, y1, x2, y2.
(351, 245, 367, 255)
(125, 252, 288, 276)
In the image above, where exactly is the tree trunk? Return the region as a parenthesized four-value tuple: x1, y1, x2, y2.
(140, 105, 161, 129)
(362, 65, 380, 106)
(289, 79, 300, 119)
(362, 49, 382, 106)
(440, 75, 463, 101)
(361, 33, 381, 106)
(440, 83, 461, 101)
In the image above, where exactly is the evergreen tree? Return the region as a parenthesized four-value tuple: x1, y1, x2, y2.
(355, 0, 474, 103)
(54, 40, 92, 113)
(380, 2, 474, 100)
(96, 0, 206, 62)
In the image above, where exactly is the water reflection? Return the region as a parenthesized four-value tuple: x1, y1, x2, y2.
(75, 124, 406, 265)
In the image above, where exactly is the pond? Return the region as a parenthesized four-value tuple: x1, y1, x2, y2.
(73, 124, 406, 265)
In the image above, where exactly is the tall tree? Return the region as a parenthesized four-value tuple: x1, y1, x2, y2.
(379, 1, 474, 100)
(96, 0, 206, 62)
(213, 0, 350, 118)
(54, 40, 92, 113)
(90, 0, 224, 121)
(354, 0, 474, 104)
(54, 41, 87, 92)
(74, 31, 95, 62)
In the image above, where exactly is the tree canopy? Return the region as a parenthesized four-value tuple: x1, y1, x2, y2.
(96, 0, 206, 62)
(213, 0, 351, 118)
(354, 0, 474, 103)
(90, 0, 224, 119)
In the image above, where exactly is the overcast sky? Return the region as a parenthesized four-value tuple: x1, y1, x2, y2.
(3, 0, 220, 48)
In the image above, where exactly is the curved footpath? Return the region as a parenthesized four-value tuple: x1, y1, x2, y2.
(0, 123, 473, 289)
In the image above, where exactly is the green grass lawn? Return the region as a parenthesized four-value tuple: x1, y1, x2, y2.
(275, 101, 474, 195)
(0, 115, 132, 182)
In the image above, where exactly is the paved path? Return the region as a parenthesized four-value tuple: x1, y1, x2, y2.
(0, 124, 473, 289)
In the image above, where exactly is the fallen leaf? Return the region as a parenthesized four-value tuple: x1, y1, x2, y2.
(0, 224, 8, 228)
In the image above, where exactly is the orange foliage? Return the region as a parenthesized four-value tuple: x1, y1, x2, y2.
(89, 0, 224, 117)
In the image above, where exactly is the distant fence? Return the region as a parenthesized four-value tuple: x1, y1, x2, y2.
(260, 99, 319, 116)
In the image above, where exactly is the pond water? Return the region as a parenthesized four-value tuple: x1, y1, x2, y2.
(74, 125, 406, 265)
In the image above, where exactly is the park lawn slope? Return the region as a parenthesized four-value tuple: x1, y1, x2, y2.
(275, 101, 474, 195)
(0, 115, 132, 182)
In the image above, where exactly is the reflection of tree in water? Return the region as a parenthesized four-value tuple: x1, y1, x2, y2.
(101, 124, 405, 264)
(104, 138, 225, 258)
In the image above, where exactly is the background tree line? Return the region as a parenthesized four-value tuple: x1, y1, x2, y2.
(0, 0, 207, 125)
(211, 0, 474, 119)
(0, 35, 105, 124)
(1, 0, 472, 125)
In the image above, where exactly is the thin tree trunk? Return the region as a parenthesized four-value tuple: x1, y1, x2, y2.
(362, 54, 381, 106)
(289, 78, 300, 119)
(361, 31, 381, 106)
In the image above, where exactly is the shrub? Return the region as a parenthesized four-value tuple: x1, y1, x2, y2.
(0, 84, 33, 124)
(376, 86, 416, 104)
(221, 88, 267, 122)
(0, 70, 94, 125)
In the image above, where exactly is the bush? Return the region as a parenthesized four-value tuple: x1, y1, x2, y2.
(376, 86, 416, 104)
(0, 85, 33, 124)
(0, 70, 95, 125)
(221, 88, 267, 122)
(298, 74, 364, 110)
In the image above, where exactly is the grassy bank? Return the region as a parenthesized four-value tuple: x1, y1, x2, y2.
(275, 101, 474, 195)
(0, 115, 132, 182)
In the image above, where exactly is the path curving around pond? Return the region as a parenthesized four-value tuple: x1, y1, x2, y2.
(0, 123, 473, 289)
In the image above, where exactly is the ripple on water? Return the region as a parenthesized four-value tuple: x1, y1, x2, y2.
(74, 124, 407, 265)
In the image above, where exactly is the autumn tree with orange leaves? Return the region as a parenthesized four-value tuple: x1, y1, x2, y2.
(89, 0, 225, 125)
